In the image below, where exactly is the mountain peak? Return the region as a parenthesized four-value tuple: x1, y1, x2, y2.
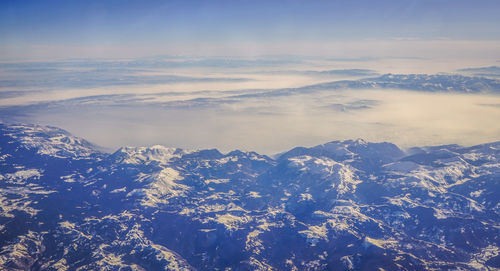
(111, 145, 189, 165)
(0, 123, 101, 159)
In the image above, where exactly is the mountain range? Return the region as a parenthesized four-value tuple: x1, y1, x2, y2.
(0, 123, 499, 270)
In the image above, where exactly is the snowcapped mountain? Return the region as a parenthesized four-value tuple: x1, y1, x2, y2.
(0, 123, 498, 270)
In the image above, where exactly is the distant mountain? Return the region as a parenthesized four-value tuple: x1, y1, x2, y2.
(305, 74, 500, 93)
(458, 66, 500, 78)
(458, 66, 500, 74)
(0, 123, 499, 270)
(233, 74, 500, 100)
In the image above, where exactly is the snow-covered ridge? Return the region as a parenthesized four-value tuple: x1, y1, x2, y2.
(110, 145, 191, 165)
(0, 123, 101, 159)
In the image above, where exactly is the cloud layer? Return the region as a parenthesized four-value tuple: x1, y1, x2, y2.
(1, 57, 499, 154)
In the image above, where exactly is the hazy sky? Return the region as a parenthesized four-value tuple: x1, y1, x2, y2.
(1, 1, 499, 153)
(1, 0, 500, 59)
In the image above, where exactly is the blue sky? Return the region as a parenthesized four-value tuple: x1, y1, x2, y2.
(1, 0, 500, 59)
